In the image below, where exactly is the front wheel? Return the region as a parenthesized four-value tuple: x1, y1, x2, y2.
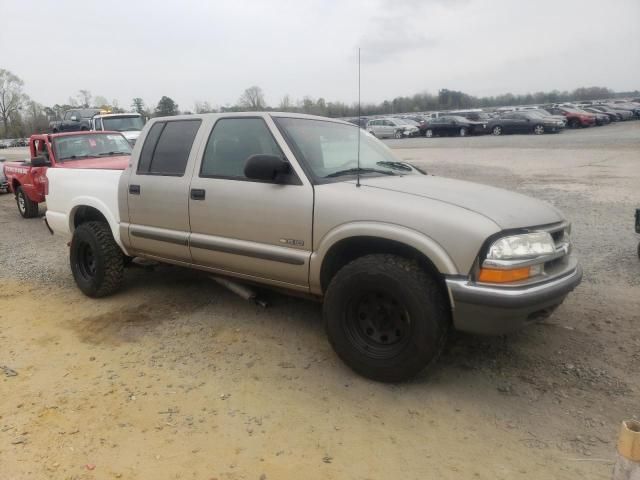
(533, 124, 545, 135)
(459, 127, 468, 137)
(569, 118, 580, 128)
(323, 254, 449, 382)
(15, 186, 39, 218)
(425, 129, 434, 138)
(70, 221, 125, 298)
(492, 125, 503, 135)
(394, 130, 403, 139)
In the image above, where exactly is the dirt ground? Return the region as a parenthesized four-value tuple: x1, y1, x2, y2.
(1, 122, 639, 479)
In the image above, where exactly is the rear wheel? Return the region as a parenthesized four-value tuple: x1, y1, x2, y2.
(459, 127, 468, 137)
(324, 254, 449, 382)
(533, 124, 545, 135)
(492, 125, 503, 135)
(70, 221, 125, 298)
(15, 187, 39, 218)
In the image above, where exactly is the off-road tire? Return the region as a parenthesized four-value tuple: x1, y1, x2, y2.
(70, 221, 125, 298)
(15, 186, 39, 218)
(323, 254, 449, 382)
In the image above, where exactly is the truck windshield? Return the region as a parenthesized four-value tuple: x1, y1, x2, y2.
(275, 117, 419, 181)
(102, 116, 144, 132)
(53, 133, 132, 161)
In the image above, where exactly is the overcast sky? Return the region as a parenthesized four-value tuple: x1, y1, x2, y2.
(1, 0, 638, 111)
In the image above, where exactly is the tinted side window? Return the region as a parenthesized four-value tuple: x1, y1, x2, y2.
(137, 122, 165, 173)
(200, 118, 283, 180)
(146, 120, 201, 176)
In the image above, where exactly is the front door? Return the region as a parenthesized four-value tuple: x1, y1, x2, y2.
(188, 116, 313, 288)
(125, 119, 203, 263)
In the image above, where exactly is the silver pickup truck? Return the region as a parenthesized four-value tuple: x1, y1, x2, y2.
(45, 112, 582, 382)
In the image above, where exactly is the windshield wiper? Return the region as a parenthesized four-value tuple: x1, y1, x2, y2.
(376, 161, 413, 172)
(98, 151, 129, 156)
(325, 167, 396, 178)
(60, 154, 91, 161)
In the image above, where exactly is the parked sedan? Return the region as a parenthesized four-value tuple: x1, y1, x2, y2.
(583, 107, 620, 122)
(367, 118, 419, 139)
(589, 105, 633, 121)
(422, 116, 488, 137)
(488, 111, 565, 135)
(545, 107, 596, 128)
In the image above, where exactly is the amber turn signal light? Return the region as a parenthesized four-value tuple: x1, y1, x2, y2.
(478, 267, 531, 283)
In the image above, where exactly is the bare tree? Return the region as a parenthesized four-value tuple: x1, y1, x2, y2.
(238, 86, 266, 110)
(0, 69, 26, 136)
(194, 101, 216, 113)
(94, 95, 109, 108)
(78, 89, 92, 108)
(279, 94, 293, 110)
(132, 97, 146, 115)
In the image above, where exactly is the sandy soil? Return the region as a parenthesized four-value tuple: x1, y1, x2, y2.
(1, 123, 639, 479)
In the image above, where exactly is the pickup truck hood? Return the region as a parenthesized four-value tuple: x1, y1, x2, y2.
(59, 155, 129, 170)
(357, 174, 563, 229)
(120, 131, 141, 142)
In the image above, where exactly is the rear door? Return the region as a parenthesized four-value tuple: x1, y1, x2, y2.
(125, 119, 203, 263)
(188, 116, 313, 288)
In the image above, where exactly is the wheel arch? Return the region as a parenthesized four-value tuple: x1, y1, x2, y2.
(310, 222, 459, 297)
(68, 199, 129, 254)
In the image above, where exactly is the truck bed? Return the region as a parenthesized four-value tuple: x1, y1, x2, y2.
(46, 167, 126, 249)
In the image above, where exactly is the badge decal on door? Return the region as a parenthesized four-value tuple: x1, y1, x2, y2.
(279, 238, 304, 246)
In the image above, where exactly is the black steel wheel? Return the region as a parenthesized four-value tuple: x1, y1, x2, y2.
(324, 254, 449, 382)
(70, 221, 125, 297)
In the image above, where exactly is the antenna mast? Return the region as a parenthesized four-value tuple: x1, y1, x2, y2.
(356, 47, 361, 188)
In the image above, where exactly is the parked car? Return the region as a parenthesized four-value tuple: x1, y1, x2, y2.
(92, 113, 145, 145)
(0, 141, 7, 149)
(545, 107, 596, 128)
(525, 109, 567, 126)
(0, 157, 8, 193)
(488, 111, 565, 135)
(3, 131, 130, 218)
(345, 117, 369, 129)
(44, 112, 582, 382)
(589, 105, 633, 121)
(422, 115, 487, 137)
(49, 108, 103, 133)
(603, 102, 640, 118)
(582, 107, 620, 122)
(367, 117, 419, 138)
(454, 111, 493, 122)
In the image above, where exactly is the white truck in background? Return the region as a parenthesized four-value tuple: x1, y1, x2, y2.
(92, 113, 146, 145)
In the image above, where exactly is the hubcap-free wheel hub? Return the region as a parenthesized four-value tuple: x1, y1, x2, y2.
(77, 242, 97, 280)
(346, 291, 411, 358)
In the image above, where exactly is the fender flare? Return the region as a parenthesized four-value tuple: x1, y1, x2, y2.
(309, 221, 459, 295)
(68, 197, 130, 254)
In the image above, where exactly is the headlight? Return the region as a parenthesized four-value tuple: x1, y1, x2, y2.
(487, 232, 555, 260)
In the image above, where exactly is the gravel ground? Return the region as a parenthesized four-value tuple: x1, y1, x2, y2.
(1, 122, 639, 479)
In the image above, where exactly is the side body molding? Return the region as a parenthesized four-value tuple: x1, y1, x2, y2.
(308, 221, 459, 295)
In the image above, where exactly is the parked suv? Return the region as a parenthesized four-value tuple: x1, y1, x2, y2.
(44, 113, 582, 382)
(367, 117, 419, 138)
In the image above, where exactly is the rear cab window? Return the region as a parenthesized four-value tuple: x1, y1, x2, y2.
(137, 120, 201, 176)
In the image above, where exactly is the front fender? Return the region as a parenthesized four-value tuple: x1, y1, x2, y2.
(309, 221, 459, 295)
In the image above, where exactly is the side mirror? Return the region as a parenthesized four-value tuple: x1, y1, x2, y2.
(244, 154, 290, 182)
(31, 155, 50, 167)
(71, 115, 78, 122)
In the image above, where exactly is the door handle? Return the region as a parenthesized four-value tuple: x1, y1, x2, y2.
(191, 188, 206, 200)
(129, 184, 140, 195)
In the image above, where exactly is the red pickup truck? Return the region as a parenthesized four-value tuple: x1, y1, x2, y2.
(2, 131, 131, 218)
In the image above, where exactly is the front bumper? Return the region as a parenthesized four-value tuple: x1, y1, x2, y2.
(445, 263, 583, 335)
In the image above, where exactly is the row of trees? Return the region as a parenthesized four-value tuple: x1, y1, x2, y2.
(1, 67, 636, 138)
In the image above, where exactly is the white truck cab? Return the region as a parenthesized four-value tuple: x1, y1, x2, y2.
(92, 113, 146, 145)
